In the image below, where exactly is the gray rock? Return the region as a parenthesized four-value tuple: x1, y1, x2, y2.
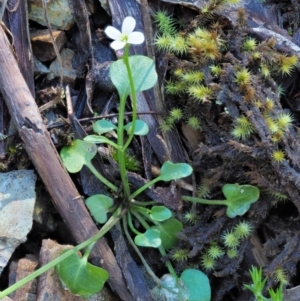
(28, 0, 74, 30)
(0, 170, 37, 275)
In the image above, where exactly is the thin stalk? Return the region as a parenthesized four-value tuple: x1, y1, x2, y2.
(117, 92, 130, 200)
(127, 211, 140, 235)
(82, 242, 96, 260)
(182, 196, 227, 206)
(86, 162, 118, 192)
(122, 217, 163, 287)
(0, 205, 126, 298)
(122, 45, 138, 152)
(131, 210, 151, 231)
(130, 204, 151, 215)
(130, 177, 161, 199)
(158, 245, 178, 281)
(130, 207, 155, 225)
(116, 43, 138, 201)
(130, 199, 156, 206)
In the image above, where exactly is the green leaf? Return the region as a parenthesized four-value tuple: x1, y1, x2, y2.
(93, 120, 117, 134)
(124, 119, 149, 136)
(160, 161, 193, 182)
(85, 194, 113, 224)
(56, 251, 109, 299)
(223, 184, 260, 218)
(180, 269, 211, 301)
(110, 55, 157, 98)
(134, 228, 161, 248)
(150, 206, 172, 222)
(154, 218, 183, 250)
(60, 139, 97, 173)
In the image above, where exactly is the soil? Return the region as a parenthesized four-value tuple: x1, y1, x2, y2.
(1, 0, 300, 300)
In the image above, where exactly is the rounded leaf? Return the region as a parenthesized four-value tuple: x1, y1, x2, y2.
(93, 120, 117, 135)
(86, 194, 113, 224)
(180, 269, 211, 301)
(150, 206, 172, 222)
(56, 251, 109, 299)
(160, 161, 193, 182)
(124, 119, 149, 136)
(154, 218, 183, 250)
(110, 55, 157, 97)
(60, 139, 97, 173)
(134, 228, 161, 248)
(222, 184, 260, 218)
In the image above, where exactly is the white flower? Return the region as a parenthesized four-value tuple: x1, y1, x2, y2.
(104, 16, 145, 50)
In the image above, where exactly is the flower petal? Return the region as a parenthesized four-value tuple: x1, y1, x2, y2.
(128, 32, 145, 45)
(110, 40, 126, 50)
(122, 16, 136, 34)
(105, 26, 121, 41)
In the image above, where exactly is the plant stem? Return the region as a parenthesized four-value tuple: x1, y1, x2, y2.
(158, 245, 178, 281)
(122, 217, 163, 287)
(122, 45, 137, 152)
(0, 205, 126, 299)
(127, 211, 140, 235)
(86, 162, 118, 192)
(182, 196, 227, 206)
(130, 177, 161, 199)
(130, 204, 151, 215)
(130, 199, 156, 206)
(117, 97, 130, 200)
(82, 242, 96, 260)
(117, 44, 139, 201)
(131, 210, 151, 230)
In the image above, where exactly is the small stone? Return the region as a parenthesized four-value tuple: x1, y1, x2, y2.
(0, 170, 36, 275)
(28, 0, 74, 30)
(8, 255, 39, 300)
(33, 56, 50, 75)
(31, 29, 67, 62)
(47, 48, 78, 84)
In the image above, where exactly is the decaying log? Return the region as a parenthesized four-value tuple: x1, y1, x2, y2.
(0, 25, 132, 301)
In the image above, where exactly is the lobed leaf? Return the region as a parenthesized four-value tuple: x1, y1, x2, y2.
(85, 194, 113, 224)
(110, 55, 158, 98)
(134, 228, 161, 248)
(153, 218, 183, 250)
(60, 139, 97, 173)
(56, 251, 109, 299)
(93, 120, 117, 135)
(160, 161, 193, 182)
(223, 184, 260, 218)
(150, 206, 172, 222)
(124, 119, 149, 136)
(180, 269, 211, 301)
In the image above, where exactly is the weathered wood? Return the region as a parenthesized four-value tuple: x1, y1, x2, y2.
(0, 25, 132, 301)
(0, 96, 6, 159)
(7, 0, 35, 97)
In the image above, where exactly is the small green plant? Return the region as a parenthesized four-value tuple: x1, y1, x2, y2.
(0, 13, 261, 301)
(0, 16, 206, 300)
(244, 266, 284, 301)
